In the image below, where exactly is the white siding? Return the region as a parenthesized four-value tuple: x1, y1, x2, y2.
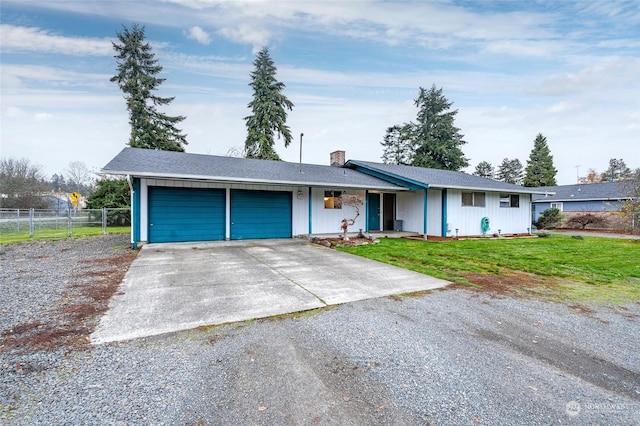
(310, 188, 366, 235)
(140, 179, 148, 241)
(427, 189, 442, 236)
(396, 191, 424, 233)
(445, 190, 532, 236)
(291, 187, 308, 236)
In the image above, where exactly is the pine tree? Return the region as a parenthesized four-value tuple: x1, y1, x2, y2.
(381, 124, 414, 165)
(473, 161, 495, 179)
(412, 85, 468, 171)
(244, 47, 294, 160)
(601, 158, 630, 181)
(496, 158, 524, 185)
(111, 24, 187, 152)
(523, 133, 557, 187)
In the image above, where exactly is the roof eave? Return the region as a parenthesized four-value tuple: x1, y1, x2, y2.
(99, 169, 406, 191)
(345, 161, 429, 190)
(532, 197, 631, 203)
(433, 184, 553, 194)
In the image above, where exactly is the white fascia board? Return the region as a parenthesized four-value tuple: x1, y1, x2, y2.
(99, 169, 406, 191)
(432, 183, 554, 195)
(533, 197, 630, 203)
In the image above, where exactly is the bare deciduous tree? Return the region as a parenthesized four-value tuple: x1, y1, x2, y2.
(339, 194, 363, 241)
(0, 157, 50, 208)
(567, 212, 606, 229)
(618, 169, 640, 233)
(65, 161, 94, 194)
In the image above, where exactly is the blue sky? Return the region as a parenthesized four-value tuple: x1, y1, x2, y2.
(1, 0, 639, 185)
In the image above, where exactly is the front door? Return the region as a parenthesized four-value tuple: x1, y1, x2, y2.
(367, 193, 380, 231)
(383, 193, 396, 231)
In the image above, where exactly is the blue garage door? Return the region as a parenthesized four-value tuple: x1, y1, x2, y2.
(148, 187, 225, 243)
(231, 190, 292, 239)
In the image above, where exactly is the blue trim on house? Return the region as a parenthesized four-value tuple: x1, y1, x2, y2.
(308, 186, 312, 234)
(132, 178, 140, 249)
(423, 189, 428, 236)
(441, 189, 448, 237)
(346, 161, 429, 191)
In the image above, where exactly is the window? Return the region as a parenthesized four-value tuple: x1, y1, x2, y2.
(461, 191, 485, 207)
(500, 193, 520, 208)
(550, 202, 563, 212)
(324, 190, 342, 209)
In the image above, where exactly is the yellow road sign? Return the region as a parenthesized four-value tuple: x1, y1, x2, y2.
(70, 192, 80, 206)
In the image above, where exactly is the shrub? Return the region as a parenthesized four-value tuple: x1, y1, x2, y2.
(566, 213, 605, 229)
(534, 208, 561, 229)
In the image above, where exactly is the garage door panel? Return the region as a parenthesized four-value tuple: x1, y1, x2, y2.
(148, 187, 225, 243)
(231, 190, 292, 239)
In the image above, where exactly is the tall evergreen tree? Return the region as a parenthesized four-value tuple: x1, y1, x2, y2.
(244, 47, 294, 160)
(111, 24, 187, 152)
(473, 161, 495, 179)
(523, 133, 557, 187)
(601, 158, 630, 181)
(381, 124, 414, 165)
(496, 158, 524, 185)
(411, 85, 468, 170)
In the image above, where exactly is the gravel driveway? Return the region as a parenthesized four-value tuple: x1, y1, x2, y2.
(1, 235, 639, 425)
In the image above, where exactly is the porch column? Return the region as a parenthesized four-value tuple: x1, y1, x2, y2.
(308, 186, 313, 234)
(423, 189, 428, 240)
(441, 189, 448, 237)
(131, 178, 140, 248)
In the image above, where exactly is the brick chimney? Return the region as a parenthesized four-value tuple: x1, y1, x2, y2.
(330, 150, 345, 166)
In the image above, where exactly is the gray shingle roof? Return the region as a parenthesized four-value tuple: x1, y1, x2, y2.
(101, 148, 403, 190)
(531, 182, 633, 202)
(346, 160, 549, 194)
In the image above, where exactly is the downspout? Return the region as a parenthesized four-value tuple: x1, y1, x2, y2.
(423, 189, 428, 240)
(126, 175, 136, 249)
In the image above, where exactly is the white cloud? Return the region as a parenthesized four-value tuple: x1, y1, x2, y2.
(531, 58, 640, 96)
(0, 24, 112, 56)
(185, 26, 211, 44)
(34, 112, 53, 121)
(57, 0, 555, 53)
(3, 106, 26, 118)
(217, 24, 272, 52)
(482, 39, 564, 58)
(546, 101, 589, 115)
(2, 64, 109, 86)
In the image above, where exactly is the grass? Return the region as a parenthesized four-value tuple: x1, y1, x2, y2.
(0, 226, 131, 244)
(339, 235, 640, 304)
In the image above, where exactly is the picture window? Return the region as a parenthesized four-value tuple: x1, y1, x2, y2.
(324, 191, 342, 209)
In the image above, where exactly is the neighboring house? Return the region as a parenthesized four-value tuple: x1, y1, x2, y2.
(531, 182, 634, 229)
(101, 148, 549, 246)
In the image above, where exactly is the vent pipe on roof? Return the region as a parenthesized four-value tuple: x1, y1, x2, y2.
(299, 133, 304, 173)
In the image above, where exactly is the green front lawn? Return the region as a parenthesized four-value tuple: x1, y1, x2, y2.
(339, 235, 640, 304)
(0, 226, 131, 244)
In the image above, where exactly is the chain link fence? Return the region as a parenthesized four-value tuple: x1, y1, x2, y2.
(0, 208, 130, 240)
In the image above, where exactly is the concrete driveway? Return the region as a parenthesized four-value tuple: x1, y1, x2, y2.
(92, 239, 449, 343)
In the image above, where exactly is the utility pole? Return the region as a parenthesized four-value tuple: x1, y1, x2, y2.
(575, 165, 580, 183)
